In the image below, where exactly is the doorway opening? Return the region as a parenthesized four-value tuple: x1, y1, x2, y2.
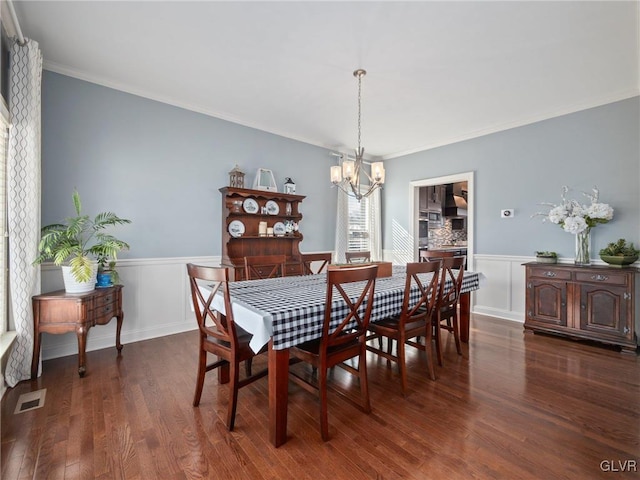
(409, 172, 474, 264)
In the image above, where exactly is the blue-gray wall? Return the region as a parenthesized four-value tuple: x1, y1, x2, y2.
(43, 71, 639, 261)
(42, 71, 338, 258)
(382, 97, 640, 258)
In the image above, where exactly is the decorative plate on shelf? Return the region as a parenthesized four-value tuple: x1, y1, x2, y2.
(265, 200, 280, 215)
(243, 198, 259, 214)
(273, 221, 286, 236)
(228, 220, 245, 238)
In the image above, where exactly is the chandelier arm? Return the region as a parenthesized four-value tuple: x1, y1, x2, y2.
(362, 183, 378, 198)
(332, 181, 363, 201)
(351, 183, 363, 200)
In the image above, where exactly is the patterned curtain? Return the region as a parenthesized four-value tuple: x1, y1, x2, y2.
(5, 39, 42, 387)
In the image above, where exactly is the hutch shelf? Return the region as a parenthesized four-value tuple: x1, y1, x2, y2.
(524, 262, 639, 354)
(220, 187, 306, 280)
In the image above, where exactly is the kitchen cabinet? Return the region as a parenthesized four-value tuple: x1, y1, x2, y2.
(524, 263, 639, 353)
(437, 185, 446, 205)
(419, 186, 445, 211)
(220, 187, 306, 280)
(428, 185, 445, 210)
(419, 187, 428, 211)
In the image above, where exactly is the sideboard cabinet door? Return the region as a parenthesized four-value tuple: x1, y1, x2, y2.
(526, 278, 568, 328)
(578, 284, 632, 341)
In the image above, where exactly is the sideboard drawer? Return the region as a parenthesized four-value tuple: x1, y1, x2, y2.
(575, 271, 628, 286)
(527, 267, 572, 281)
(94, 301, 118, 325)
(95, 292, 115, 306)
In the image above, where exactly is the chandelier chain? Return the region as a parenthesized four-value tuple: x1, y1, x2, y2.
(357, 72, 362, 154)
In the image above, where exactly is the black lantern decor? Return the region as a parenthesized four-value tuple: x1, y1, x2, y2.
(284, 177, 296, 194)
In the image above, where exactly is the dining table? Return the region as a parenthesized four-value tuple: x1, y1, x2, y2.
(215, 265, 482, 447)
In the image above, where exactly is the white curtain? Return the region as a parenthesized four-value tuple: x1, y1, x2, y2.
(5, 38, 42, 387)
(334, 188, 349, 263)
(368, 187, 382, 261)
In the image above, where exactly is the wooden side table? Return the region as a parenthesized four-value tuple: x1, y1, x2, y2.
(31, 285, 124, 378)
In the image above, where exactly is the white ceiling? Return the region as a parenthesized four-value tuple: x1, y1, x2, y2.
(11, 1, 640, 160)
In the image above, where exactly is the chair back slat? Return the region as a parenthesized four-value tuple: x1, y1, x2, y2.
(301, 252, 332, 275)
(187, 263, 237, 345)
(437, 256, 466, 309)
(322, 265, 377, 350)
(244, 254, 287, 280)
(345, 251, 371, 264)
(401, 261, 441, 323)
(419, 250, 455, 262)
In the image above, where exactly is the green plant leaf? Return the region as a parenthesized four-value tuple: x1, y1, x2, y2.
(32, 191, 132, 282)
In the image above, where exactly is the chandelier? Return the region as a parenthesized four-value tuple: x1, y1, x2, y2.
(330, 69, 385, 201)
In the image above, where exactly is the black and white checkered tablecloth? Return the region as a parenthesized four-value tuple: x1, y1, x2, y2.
(228, 265, 480, 351)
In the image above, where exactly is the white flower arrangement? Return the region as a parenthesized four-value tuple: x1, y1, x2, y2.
(535, 186, 614, 234)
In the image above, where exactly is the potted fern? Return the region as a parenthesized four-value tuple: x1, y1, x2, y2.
(33, 190, 132, 293)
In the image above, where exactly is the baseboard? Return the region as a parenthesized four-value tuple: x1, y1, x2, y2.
(472, 306, 524, 323)
(41, 323, 198, 361)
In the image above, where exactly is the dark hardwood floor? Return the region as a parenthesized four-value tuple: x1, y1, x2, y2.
(2, 314, 639, 479)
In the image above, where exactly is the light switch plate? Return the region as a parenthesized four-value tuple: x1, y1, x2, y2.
(501, 209, 514, 218)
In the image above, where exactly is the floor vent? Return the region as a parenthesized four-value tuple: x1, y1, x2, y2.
(14, 389, 47, 414)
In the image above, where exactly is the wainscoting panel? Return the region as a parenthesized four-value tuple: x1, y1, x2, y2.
(472, 255, 529, 323)
(381, 250, 530, 323)
(38, 257, 219, 361)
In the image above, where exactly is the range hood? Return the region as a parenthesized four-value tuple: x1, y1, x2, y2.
(444, 184, 467, 217)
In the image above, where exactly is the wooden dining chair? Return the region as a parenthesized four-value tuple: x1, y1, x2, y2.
(345, 251, 371, 264)
(301, 252, 332, 275)
(366, 262, 441, 393)
(434, 256, 466, 364)
(419, 250, 455, 262)
(187, 264, 268, 431)
(288, 264, 378, 441)
(244, 254, 287, 280)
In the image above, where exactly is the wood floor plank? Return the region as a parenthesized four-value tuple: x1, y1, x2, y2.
(2, 314, 639, 479)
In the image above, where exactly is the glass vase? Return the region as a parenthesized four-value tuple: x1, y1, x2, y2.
(575, 229, 591, 265)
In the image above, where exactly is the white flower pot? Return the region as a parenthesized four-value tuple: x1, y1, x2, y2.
(61, 264, 98, 294)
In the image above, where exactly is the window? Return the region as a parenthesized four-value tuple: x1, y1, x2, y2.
(336, 185, 380, 263)
(347, 194, 371, 252)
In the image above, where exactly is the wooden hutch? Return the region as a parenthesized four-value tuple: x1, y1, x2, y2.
(220, 187, 305, 280)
